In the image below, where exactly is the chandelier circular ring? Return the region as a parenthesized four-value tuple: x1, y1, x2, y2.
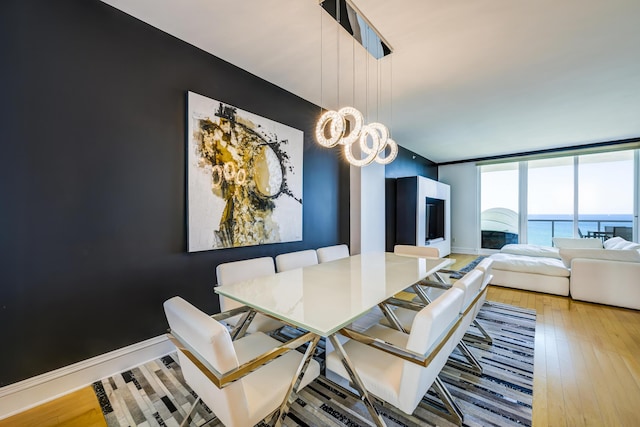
(315, 108, 398, 166)
(315, 110, 345, 148)
(337, 107, 364, 146)
(344, 124, 380, 167)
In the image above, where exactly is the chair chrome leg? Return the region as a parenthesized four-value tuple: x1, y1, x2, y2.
(432, 271, 450, 285)
(471, 319, 493, 344)
(329, 335, 388, 427)
(270, 335, 320, 426)
(179, 397, 201, 427)
(270, 335, 321, 427)
(411, 283, 432, 305)
(419, 376, 463, 426)
(449, 341, 483, 375)
(378, 303, 408, 333)
(229, 309, 256, 341)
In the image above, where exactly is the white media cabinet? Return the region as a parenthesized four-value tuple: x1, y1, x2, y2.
(395, 176, 451, 257)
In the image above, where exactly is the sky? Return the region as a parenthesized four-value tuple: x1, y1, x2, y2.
(481, 152, 635, 216)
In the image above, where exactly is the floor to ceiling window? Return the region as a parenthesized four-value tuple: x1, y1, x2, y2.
(527, 157, 574, 246)
(480, 163, 519, 249)
(577, 150, 634, 240)
(479, 147, 638, 249)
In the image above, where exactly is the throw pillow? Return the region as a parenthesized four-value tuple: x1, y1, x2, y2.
(603, 236, 640, 250)
(558, 248, 640, 268)
(552, 237, 603, 249)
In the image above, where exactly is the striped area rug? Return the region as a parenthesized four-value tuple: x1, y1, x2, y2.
(93, 301, 535, 427)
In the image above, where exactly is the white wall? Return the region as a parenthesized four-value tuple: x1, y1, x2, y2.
(438, 163, 480, 254)
(350, 162, 386, 254)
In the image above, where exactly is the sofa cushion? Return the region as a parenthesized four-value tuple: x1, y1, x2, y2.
(603, 236, 640, 250)
(501, 244, 561, 259)
(489, 253, 570, 277)
(559, 248, 640, 267)
(552, 237, 603, 249)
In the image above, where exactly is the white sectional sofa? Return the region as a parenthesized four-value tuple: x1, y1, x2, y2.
(488, 237, 640, 310)
(489, 243, 570, 296)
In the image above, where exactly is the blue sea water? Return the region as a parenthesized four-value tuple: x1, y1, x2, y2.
(526, 214, 633, 246)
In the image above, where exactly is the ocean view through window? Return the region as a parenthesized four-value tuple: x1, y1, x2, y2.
(480, 148, 637, 248)
(527, 214, 634, 246)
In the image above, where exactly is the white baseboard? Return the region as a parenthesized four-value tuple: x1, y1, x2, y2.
(0, 335, 176, 420)
(450, 246, 480, 255)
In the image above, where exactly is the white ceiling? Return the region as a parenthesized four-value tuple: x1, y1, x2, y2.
(101, 0, 640, 163)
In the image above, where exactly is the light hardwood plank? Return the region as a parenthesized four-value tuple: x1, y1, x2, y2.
(579, 341, 621, 426)
(0, 386, 106, 427)
(485, 284, 640, 427)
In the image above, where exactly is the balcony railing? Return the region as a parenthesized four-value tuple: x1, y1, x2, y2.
(527, 218, 633, 246)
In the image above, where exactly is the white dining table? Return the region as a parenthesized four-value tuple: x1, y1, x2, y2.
(215, 252, 451, 426)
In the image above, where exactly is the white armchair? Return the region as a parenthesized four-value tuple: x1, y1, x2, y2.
(380, 268, 486, 373)
(326, 287, 466, 425)
(468, 258, 494, 344)
(163, 296, 320, 427)
(316, 244, 350, 263)
(393, 244, 439, 258)
(215, 257, 284, 334)
(275, 249, 318, 272)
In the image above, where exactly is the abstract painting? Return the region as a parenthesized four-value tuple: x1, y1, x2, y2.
(187, 91, 303, 252)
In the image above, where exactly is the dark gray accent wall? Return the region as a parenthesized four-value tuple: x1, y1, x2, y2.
(0, 0, 348, 386)
(385, 146, 438, 251)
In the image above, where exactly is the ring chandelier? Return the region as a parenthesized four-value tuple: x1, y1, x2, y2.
(315, 107, 398, 167)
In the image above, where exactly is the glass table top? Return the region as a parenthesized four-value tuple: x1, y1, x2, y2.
(215, 252, 450, 336)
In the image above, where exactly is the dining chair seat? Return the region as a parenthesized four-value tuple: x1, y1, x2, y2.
(275, 249, 318, 272)
(216, 257, 284, 333)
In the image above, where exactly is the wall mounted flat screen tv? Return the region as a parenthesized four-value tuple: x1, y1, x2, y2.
(425, 197, 445, 243)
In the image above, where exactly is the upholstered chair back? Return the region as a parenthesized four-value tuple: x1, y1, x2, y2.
(275, 249, 318, 272)
(393, 244, 440, 258)
(472, 258, 494, 319)
(453, 269, 484, 312)
(163, 297, 247, 426)
(215, 257, 283, 333)
(216, 257, 275, 311)
(475, 258, 494, 289)
(451, 269, 484, 344)
(316, 244, 350, 263)
(398, 287, 465, 414)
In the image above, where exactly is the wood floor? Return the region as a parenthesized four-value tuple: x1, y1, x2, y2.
(488, 285, 640, 427)
(0, 386, 106, 427)
(2, 253, 640, 426)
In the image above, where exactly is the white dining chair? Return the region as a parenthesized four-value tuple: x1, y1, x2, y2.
(468, 258, 494, 343)
(316, 244, 350, 263)
(451, 269, 484, 341)
(326, 287, 466, 425)
(393, 244, 439, 258)
(275, 249, 318, 272)
(163, 297, 320, 427)
(215, 257, 284, 334)
(393, 244, 449, 291)
(380, 268, 485, 373)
